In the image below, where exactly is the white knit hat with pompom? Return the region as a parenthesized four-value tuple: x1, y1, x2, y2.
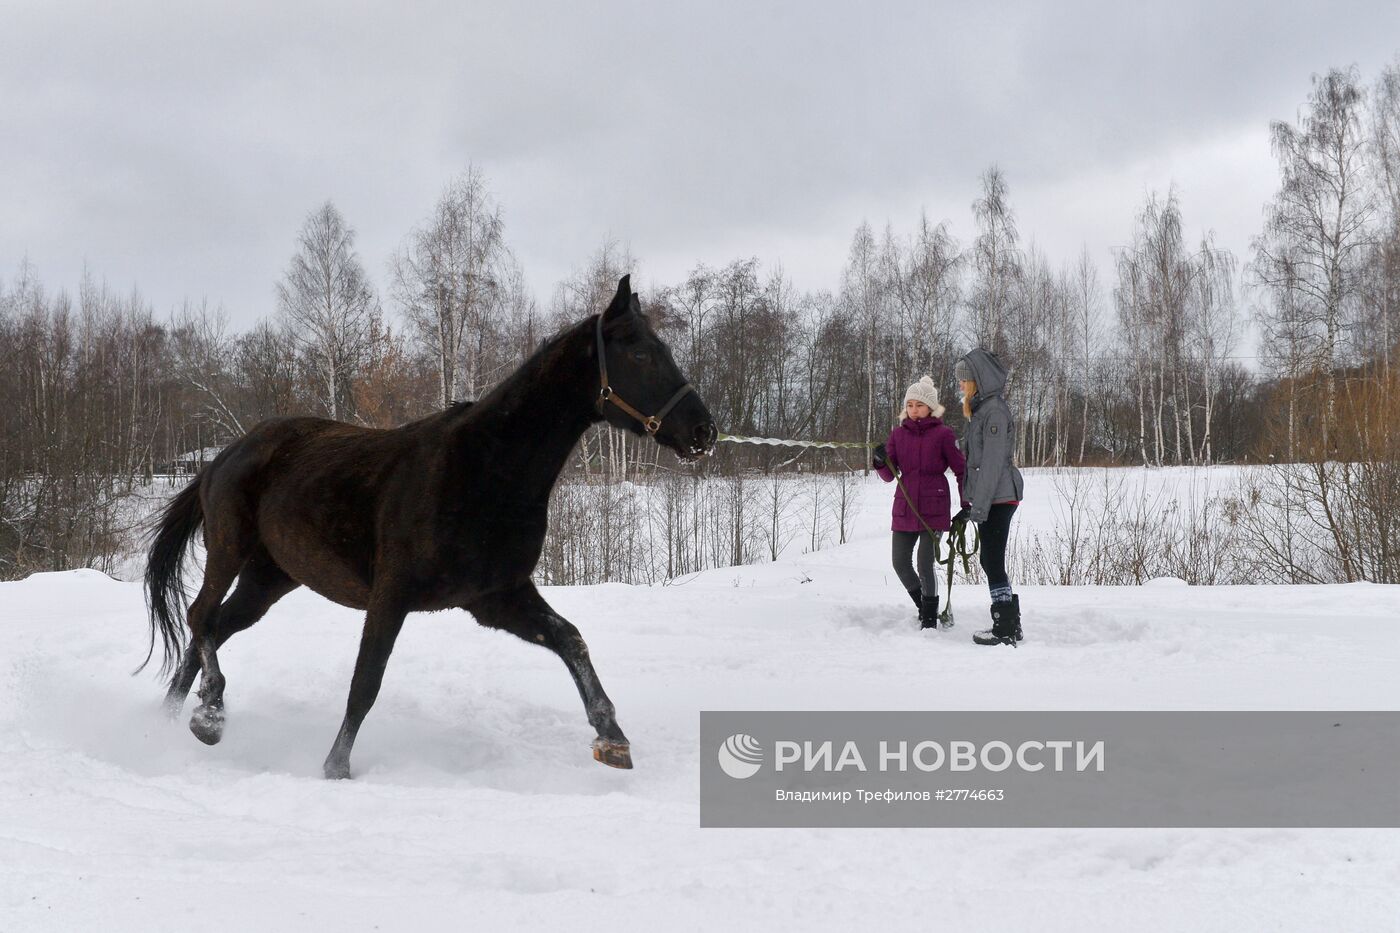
(901, 375, 944, 419)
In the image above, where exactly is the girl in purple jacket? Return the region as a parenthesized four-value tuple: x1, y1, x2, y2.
(872, 376, 967, 629)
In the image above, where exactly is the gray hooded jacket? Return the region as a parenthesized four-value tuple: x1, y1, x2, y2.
(958, 348, 1024, 522)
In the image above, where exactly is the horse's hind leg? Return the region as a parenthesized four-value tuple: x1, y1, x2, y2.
(468, 584, 632, 769)
(164, 551, 298, 716)
(165, 643, 202, 717)
(182, 549, 245, 745)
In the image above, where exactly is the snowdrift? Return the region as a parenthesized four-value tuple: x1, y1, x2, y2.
(2, 472, 1397, 931)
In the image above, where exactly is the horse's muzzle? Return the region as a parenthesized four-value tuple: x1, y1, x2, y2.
(681, 421, 718, 461)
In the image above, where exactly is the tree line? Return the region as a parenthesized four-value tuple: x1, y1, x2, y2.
(3, 61, 1398, 579)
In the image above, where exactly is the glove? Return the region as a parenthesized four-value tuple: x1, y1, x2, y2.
(950, 507, 971, 530)
(871, 443, 888, 470)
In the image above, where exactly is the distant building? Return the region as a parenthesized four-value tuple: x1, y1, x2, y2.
(156, 447, 223, 476)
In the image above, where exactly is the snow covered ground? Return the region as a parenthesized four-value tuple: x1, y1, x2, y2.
(2, 471, 1398, 931)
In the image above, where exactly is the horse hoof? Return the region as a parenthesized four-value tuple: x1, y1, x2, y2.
(592, 738, 633, 769)
(189, 706, 224, 745)
(323, 761, 352, 780)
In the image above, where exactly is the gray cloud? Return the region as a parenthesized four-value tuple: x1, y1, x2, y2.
(2, 1, 1397, 326)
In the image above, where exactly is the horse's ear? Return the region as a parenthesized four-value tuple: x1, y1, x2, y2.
(603, 274, 633, 323)
(628, 293, 642, 316)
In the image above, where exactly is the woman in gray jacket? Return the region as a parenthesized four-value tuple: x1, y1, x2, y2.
(952, 349, 1025, 645)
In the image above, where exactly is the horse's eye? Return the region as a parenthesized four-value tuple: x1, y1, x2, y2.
(630, 349, 651, 363)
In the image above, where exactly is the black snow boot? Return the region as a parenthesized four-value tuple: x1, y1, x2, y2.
(973, 595, 1023, 646)
(919, 593, 940, 630)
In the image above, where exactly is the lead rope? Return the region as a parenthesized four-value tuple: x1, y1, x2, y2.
(715, 432, 874, 450)
(714, 432, 980, 624)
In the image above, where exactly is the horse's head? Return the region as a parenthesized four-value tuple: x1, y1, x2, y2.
(594, 275, 717, 462)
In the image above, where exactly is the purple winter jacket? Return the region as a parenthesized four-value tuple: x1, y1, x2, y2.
(875, 416, 967, 533)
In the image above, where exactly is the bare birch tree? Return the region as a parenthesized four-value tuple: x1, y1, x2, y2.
(968, 166, 1022, 357)
(276, 201, 377, 421)
(840, 222, 880, 472)
(1189, 235, 1239, 464)
(1071, 248, 1104, 463)
(1363, 59, 1400, 372)
(170, 299, 244, 438)
(882, 211, 962, 388)
(391, 167, 508, 406)
(1253, 68, 1376, 446)
(1253, 246, 1313, 458)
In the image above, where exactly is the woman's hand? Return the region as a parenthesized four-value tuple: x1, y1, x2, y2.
(871, 443, 889, 470)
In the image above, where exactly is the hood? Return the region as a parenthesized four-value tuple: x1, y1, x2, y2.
(899, 415, 943, 434)
(959, 348, 1008, 398)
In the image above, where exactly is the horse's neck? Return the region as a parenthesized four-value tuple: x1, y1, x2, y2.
(446, 322, 600, 498)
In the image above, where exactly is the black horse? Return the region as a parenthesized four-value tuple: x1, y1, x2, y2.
(145, 276, 716, 778)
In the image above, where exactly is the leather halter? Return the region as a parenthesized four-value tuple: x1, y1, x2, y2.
(594, 311, 695, 436)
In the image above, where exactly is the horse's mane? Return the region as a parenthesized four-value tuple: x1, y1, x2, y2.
(475, 315, 596, 406)
(400, 315, 597, 432)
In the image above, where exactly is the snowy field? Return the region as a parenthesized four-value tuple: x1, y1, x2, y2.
(2, 469, 1398, 931)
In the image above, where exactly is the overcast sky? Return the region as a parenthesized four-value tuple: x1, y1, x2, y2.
(3, 2, 1398, 332)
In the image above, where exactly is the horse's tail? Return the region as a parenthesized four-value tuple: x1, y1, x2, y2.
(140, 478, 204, 676)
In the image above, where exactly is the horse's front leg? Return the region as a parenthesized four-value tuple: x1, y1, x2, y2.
(323, 595, 408, 779)
(469, 584, 632, 769)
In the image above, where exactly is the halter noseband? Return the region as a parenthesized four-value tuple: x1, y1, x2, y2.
(594, 312, 695, 436)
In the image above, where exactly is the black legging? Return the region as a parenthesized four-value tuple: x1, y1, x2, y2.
(977, 503, 1018, 590)
(891, 530, 941, 596)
